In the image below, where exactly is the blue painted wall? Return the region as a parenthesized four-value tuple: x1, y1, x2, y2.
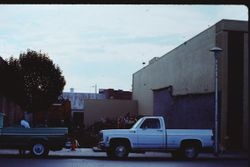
(153, 88, 214, 129)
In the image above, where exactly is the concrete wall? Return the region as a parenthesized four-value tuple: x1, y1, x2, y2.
(133, 25, 216, 115)
(84, 99, 138, 127)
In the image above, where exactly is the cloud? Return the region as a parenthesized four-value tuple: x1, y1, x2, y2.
(214, 5, 248, 21)
(0, 5, 247, 92)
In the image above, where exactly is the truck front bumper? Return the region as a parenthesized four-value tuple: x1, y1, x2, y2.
(93, 141, 107, 152)
(98, 142, 106, 150)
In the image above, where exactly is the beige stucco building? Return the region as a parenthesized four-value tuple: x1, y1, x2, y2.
(132, 19, 248, 150)
(84, 99, 138, 127)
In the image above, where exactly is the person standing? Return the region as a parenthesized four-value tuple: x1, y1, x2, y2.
(20, 119, 30, 128)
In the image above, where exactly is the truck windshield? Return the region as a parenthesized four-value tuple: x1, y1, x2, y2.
(130, 118, 143, 129)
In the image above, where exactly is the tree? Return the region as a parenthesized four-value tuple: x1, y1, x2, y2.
(5, 49, 66, 113)
(0, 57, 25, 104)
(0, 57, 9, 95)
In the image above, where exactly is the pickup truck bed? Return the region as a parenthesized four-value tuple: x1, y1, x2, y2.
(0, 127, 68, 157)
(167, 129, 213, 149)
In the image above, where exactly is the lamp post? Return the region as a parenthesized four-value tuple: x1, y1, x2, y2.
(210, 46, 222, 155)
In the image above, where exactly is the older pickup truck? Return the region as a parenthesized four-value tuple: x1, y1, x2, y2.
(0, 114, 68, 157)
(96, 116, 214, 159)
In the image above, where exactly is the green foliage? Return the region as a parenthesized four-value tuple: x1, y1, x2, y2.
(4, 57, 26, 107)
(1, 49, 66, 113)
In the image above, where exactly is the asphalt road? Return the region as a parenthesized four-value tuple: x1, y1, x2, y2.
(0, 154, 248, 167)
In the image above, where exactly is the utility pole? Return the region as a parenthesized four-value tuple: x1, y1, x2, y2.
(92, 84, 97, 99)
(95, 84, 97, 99)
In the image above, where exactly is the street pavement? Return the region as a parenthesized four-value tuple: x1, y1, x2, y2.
(0, 148, 248, 167)
(0, 148, 248, 160)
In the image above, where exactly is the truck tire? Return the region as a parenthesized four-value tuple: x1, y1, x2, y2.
(31, 142, 49, 158)
(108, 143, 129, 159)
(181, 144, 199, 159)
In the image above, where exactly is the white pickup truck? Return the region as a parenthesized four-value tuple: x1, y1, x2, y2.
(96, 116, 214, 159)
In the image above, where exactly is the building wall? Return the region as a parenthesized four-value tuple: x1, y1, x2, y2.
(243, 33, 249, 150)
(215, 20, 248, 150)
(99, 89, 132, 100)
(132, 19, 248, 150)
(153, 88, 214, 129)
(62, 92, 105, 113)
(215, 27, 229, 151)
(226, 31, 245, 150)
(84, 99, 138, 127)
(133, 25, 216, 116)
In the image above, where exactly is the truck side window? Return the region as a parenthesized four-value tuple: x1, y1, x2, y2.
(140, 119, 160, 129)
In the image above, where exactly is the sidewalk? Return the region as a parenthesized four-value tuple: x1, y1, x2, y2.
(0, 148, 248, 159)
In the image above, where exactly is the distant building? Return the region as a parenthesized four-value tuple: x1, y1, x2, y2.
(62, 88, 106, 112)
(132, 19, 248, 151)
(62, 88, 135, 128)
(84, 99, 138, 128)
(62, 88, 105, 128)
(99, 88, 132, 100)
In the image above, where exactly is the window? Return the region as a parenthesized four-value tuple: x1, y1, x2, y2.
(140, 119, 160, 129)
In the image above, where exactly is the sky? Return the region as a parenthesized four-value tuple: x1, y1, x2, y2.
(0, 5, 248, 93)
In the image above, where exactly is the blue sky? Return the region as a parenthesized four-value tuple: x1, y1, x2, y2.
(0, 5, 248, 93)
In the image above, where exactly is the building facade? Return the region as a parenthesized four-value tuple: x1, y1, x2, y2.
(99, 88, 132, 100)
(62, 89, 106, 128)
(84, 99, 138, 127)
(62, 89, 136, 128)
(132, 19, 248, 150)
(62, 89, 106, 113)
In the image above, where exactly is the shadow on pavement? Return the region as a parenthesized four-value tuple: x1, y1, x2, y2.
(0, 154, 247, 162)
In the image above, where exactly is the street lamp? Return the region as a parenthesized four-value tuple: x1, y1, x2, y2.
(210, 46, 222, 156)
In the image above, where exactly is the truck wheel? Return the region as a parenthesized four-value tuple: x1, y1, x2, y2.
(31, 142, 49, 158)
(109, 144, 129, 159)
(182, 144, 199, 159)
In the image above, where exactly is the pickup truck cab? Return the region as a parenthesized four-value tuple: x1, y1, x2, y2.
(96, 116, 214, 159)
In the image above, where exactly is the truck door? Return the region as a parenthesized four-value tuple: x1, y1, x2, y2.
(137, 118, 165, 149)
